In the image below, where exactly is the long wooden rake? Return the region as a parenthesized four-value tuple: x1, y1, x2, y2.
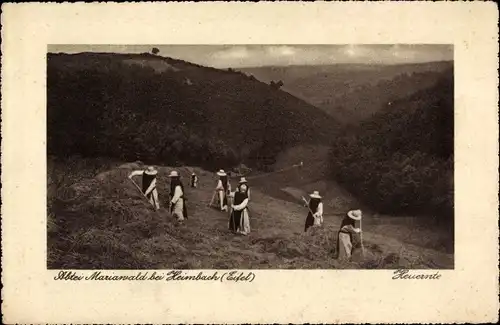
(129, 178, 157, 211)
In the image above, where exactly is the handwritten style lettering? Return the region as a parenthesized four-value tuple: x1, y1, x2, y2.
(392, 269, 442, 280)
(225, 271, 254, 282)
(53, 271, 84, 281)
(85, 271, 150, 281)
(52, 270, 256, 282)
(165, 271, 220, 281)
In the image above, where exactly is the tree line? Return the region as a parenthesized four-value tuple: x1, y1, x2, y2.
(328, 69, 454, 222)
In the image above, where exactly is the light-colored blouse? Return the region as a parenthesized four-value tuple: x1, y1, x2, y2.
(170, 185, 183, 204)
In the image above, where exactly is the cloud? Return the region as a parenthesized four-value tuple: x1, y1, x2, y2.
(340, 45, 377, 59)
(389, 45, 416, 60)
(212, 46, 251, 59)
(343, 44, 359, 57)
(208, 45, 300, 68)
(266, 46, 297, 57)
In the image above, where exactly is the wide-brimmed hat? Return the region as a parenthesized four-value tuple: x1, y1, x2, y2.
(347, 209, 363, 220)
(239, 177, 248, 184)
(309, 191, 322, 199)
(168, 170, 179, 177)
(216, 169, 226, 176)
(145, 166, 158, 175)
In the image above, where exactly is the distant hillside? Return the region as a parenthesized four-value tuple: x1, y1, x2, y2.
(328, 68, 454, 221)
(239, 61, 453, 124)
(47, 52, 340, 171)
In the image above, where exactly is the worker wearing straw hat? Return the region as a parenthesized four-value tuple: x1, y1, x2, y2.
(128, 166, 160, 210)
(228, 178, 251, 235)
(304, 191, 324, 232)
(336, 209, 363, 260)
(214, 169, 231, 211)
(238, 177, 250, 200)
(168, 170, 188, 221)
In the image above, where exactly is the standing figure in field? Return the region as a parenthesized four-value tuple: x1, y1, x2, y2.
(239, 177, 251, 200)
(336, 209, 363, 261)
(229, 180, 251, 235)
(214, 169, 231, 211)
(168, 170, 188, 222)
(304, 191, 324, 232)
(190, 172, 198, 188)
(128, 166, 160, 210)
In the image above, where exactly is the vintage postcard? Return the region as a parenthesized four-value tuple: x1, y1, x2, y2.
(2, 2, 499, 324)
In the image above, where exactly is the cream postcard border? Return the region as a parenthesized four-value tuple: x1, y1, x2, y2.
(1, 2, 499, 324)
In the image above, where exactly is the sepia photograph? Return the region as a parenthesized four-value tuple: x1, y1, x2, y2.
(3, 2, 499, 324)
(47, 44, 455, 270)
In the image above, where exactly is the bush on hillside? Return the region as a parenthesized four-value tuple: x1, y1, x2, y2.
(270, 80, 284, 89)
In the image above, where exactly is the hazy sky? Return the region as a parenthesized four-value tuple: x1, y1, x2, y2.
(49, 44, 453, 68)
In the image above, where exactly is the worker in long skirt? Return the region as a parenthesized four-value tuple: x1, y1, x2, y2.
(228, 178, 251, 235)
(190, 172, 198, 188)
(336, 209, 363, 261)
(304, 191, 324, 232)
(214, 169, 231, 211)
(168, 170, 188, 222)
(128, 166, 160, 210)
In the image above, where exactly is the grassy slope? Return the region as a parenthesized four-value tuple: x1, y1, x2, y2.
(48, 158, 453, 269)
(47, 52, 340, 170)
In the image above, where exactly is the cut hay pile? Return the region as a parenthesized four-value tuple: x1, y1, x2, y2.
(48, 160, 454, 269)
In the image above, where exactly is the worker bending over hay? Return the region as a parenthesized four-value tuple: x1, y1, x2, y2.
(128, 166, 160, 210)
(336, 209, 363, 261)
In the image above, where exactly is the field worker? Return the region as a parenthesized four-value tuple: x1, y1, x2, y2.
(238, 177, 251, 200)
(190, 172, 198, 188)
(336, 210, 363, 260)
(168, 170, 188, 222)
(228, 181, 251, 235)
(214, 169, 230, 211)
(304, 191, 324, 232)
(128, 166, 160, 210)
